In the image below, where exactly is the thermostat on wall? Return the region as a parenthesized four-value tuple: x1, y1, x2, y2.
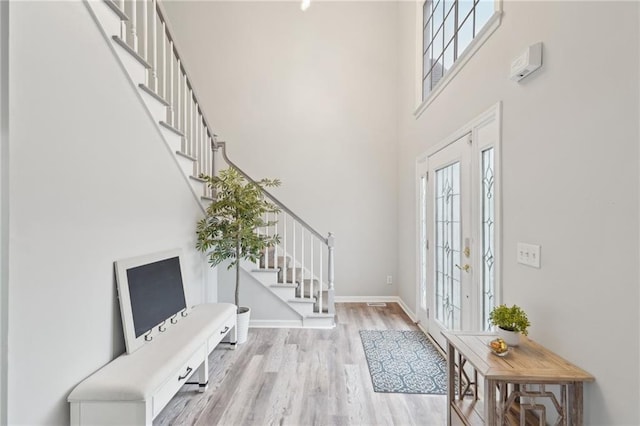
(510, 42, 543, 82)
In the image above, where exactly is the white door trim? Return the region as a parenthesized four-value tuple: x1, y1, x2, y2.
(415, 102, 502, 334)
(0, 0, 9, 423)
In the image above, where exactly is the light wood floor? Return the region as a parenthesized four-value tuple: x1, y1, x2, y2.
(154, 303, 447, 426)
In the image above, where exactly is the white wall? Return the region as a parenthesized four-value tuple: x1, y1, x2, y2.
(396, 1, 639, 424)
(8, 2, 213, 424)
(161, 1, 399, 298)
(0, 0, 9, 423)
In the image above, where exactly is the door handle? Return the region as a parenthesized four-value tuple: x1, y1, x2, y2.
(455, 264, 471, 273)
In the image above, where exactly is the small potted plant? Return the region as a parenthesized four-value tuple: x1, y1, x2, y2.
(196, 167, 280, 344)
(489, 304, 531, 347)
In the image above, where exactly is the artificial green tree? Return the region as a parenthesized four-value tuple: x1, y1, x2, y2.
(196, 167, 280, 309)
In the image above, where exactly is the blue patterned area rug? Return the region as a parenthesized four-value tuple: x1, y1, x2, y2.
(359, 330, 448, 394)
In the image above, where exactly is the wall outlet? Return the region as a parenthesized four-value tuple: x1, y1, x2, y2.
(517, 242, 541, 268)
(386, 275, 393, 285)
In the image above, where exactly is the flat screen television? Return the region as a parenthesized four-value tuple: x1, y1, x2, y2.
(115, 249, 188, 354)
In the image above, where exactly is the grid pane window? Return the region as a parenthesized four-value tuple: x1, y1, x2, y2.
(422, 0, 495, 100)
(432, 1, 443, 33)
(443, 42, 454, 70)
(475, 0, 494, 32)
(458, 1, 473, 25)
(457, 15, 474, 56)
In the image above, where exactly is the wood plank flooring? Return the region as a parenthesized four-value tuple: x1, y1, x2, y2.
(154, 303, 447, 426)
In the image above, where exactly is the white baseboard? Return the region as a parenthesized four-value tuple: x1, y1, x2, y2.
(334, 295, 417, 319)
(248, 297, 419, 330)
(249, 319, 303, 328)
(334, 295, 423, 329)
(334, 295, 401, 303)
(395, 297, 417, 323)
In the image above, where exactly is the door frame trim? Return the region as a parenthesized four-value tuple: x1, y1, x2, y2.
(415, 102, 503, 333)
(0, 0, 9, 423)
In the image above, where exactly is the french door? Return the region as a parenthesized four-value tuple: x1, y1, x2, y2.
(423, 134, 472, 349)
(417, 107, 499, 349)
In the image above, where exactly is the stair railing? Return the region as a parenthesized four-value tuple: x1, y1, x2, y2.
(217, 143, 335, 315)
(109, 0, 216, 197)
(106, 0, 335, 315)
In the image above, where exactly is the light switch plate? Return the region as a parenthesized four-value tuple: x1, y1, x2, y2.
(517, 242, 541, 268)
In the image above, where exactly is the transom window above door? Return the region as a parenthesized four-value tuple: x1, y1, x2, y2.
(416, 0, 502, 115)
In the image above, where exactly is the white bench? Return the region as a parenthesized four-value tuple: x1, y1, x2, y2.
(68, 303, 237, 425)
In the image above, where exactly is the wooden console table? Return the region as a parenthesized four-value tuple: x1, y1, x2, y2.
(442, 331, 594, 426)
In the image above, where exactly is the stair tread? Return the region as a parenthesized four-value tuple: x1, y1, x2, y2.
(260, 254, 289, 269)
(175, 151, 196, 161)
(304, 313, 335, 318)
(138, 84, 169, 106)
(103, 0, 129, 21)
(288, 298, 315, 304)
(252, 268, 280, 273)
(159, 120, 185, 137)
(270, 284, 297, 288)
(112, 36, 151, 69)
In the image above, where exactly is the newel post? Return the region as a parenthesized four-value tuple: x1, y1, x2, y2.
(327, 232, 335, 314)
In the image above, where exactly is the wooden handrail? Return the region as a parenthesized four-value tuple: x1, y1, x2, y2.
(154, 0, 218, 147)
(216, 142, 329, 245)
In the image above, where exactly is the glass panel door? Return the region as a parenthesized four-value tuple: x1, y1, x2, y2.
(426, 134, 471, 349)
(435, 161, 461, 331)
(416, 106, 500, 348)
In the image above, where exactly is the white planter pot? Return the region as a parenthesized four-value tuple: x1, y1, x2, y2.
(496, 327, 521, 347)
(236, 306, 251, 344)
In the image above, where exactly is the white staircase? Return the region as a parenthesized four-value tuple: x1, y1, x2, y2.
(85, 0, 334, 328)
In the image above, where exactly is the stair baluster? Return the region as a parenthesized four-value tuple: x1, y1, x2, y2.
(130, 0, 138, 52)
(309, 234, 312, 302)
(263, 212, 269, 269)
(318, 243, 323, 314)
(327, 233, 335, 314)
(141, 0, 147, 75)
(119, 0, 126, 39)
(282, 213, 287, 283)
(169, 47, 175, 126)
(150, 0, 157, 91)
